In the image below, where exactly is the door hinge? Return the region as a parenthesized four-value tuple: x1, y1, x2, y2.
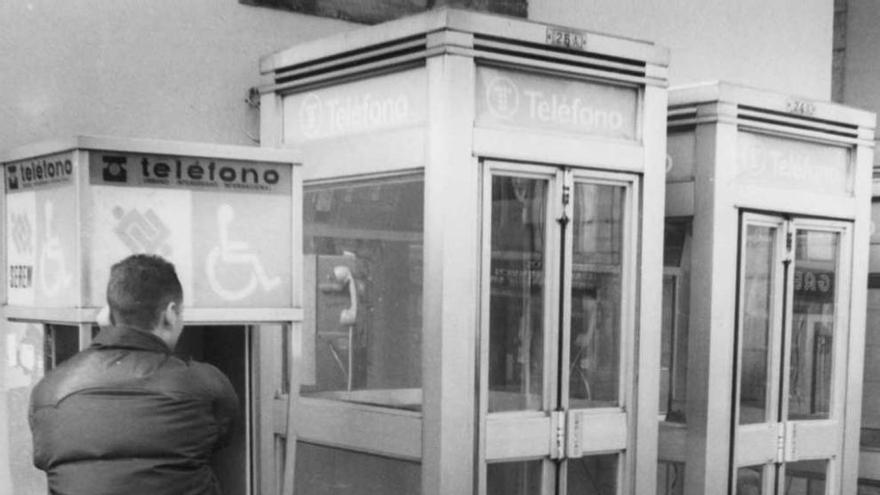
(550, 411, 567, 460)
(776, 422, 787, 463)
(783, 229, 794, 264)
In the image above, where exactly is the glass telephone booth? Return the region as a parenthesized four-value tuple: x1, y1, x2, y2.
(258, 8, 669, 495)
(658, 83, 875, 495)
(0, 136, 302, 495)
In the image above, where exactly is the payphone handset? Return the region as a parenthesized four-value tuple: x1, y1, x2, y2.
(331, 266, 357, 326)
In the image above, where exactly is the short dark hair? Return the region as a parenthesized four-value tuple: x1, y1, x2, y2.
(106, 254, 183, 330)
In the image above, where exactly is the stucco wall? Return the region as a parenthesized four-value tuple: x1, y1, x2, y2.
(531, 0, 834, 100)
(0, 0, 355, 152)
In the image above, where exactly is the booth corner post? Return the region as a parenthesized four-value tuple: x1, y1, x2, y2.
(260, 7, 669, 495)
(0, 134, 303, 495)
(660, 82, 875, 495)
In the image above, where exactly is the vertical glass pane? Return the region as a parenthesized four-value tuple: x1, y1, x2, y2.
(570, 183, 625, 408)
(789, 230, 839, 421)
(736, 465, 765, 495)
(864, 202, 880, 447)
(657, 461, 685, 495)
(661, 220, 691, 424)
(567, 454, 618, 494)
(487, 460, 544, 495)
(303, 174, 423, 411)
(295, 442, 420, 495)
(488, 175, 547, 412)
(2, 321, 48, 494)
(740, 225, 776, 424)
(784, 459, 827, 495)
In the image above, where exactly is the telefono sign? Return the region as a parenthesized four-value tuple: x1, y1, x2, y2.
(476, 66, 638, 140)
(283, 69, 427, 144)
(89, 152, 291, 194)
(736, 133, 851, 195)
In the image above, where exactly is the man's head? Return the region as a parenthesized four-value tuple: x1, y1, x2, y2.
(106, 254, 184, 348)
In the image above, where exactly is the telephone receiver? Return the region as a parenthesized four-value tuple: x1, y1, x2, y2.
(319, 265, 357, 326)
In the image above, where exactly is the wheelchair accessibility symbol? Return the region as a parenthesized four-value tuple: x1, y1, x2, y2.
(206, 204, 281, 301)
(40, 201, 73, 297)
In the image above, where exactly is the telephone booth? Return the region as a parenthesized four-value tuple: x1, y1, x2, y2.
(0, 136, 302, 495)
(658, 82, 875, 495)
(258, 8, 668, 495)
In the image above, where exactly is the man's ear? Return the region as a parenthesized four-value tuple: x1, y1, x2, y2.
(163, 301, 182, 328)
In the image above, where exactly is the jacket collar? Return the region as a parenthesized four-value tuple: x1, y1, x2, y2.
(91, 325, 172, 354)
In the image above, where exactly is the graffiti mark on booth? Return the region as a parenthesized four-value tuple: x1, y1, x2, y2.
(206, 204, 281, 302)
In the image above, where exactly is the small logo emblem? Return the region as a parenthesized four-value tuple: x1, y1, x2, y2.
(102, 156, 128, 183)
(486, 76, 520, 120)
(113, 206, 171, 256)
(299, 93, 323, 139)
(10, 212, 32, 254)
(6, 165, 19, 191)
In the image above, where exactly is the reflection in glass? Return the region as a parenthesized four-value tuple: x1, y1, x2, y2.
(488, 175, 547, 412)
(303, 174, 424, 411)
(736, 465, 764, 495)
(739, 226, 776, 424)
(570, 183, 624, 408)
(567, 454, 618, 494)
(295, 442, 420, 495)
(789, 230, 838, 421)
(487, 460, 544, 495)
(784, 459, 827, 495)
(657, 461, 685, 495)
(3, 321, 48, 494)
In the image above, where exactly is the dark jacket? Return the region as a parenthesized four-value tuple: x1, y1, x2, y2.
(29, 325, 239, 495)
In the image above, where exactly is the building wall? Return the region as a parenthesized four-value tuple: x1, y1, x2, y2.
(0, 0, 355, 152)
(531, 0, 834, 99)
(840, 0, 880, 149)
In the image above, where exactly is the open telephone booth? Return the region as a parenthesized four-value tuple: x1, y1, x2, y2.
(0, 136, 302, 495)
(259, 8, 668, 495)
(659, 83, 875, 495)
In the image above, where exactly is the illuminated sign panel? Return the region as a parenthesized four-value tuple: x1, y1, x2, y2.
(283, 69, 427, 145)
(86, 152, 293, 308)
(475, 66, 639, 140)
(5, 154, 79, 307)
(736, 132, 852, 195)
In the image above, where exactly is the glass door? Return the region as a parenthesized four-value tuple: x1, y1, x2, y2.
(733, 213, 851, 495)
(480, 161, 637, 495)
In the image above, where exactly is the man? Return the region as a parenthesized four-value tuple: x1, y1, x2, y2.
(29, 254, 239, 495)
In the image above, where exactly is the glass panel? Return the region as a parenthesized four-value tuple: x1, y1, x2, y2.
(487, 460, 544, 495)
(303, 174, 423, 411)
(740, 225, 777, 425)
(294, 442, 420, 495)
(569, 183, 625, 409)
(2, 321, 48, 494)
(657, 461, 685, 495)
(488, 175, 548, 412)
(736, 465, 765, 495)
(858, 480, 880, 494)
(661, 220, 691, 424)
(567, 454, 618, 494)
(789, 230, 839, 421)
(783, 459, 827, 495)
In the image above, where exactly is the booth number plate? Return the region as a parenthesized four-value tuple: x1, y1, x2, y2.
(546, 26, 587, 51)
